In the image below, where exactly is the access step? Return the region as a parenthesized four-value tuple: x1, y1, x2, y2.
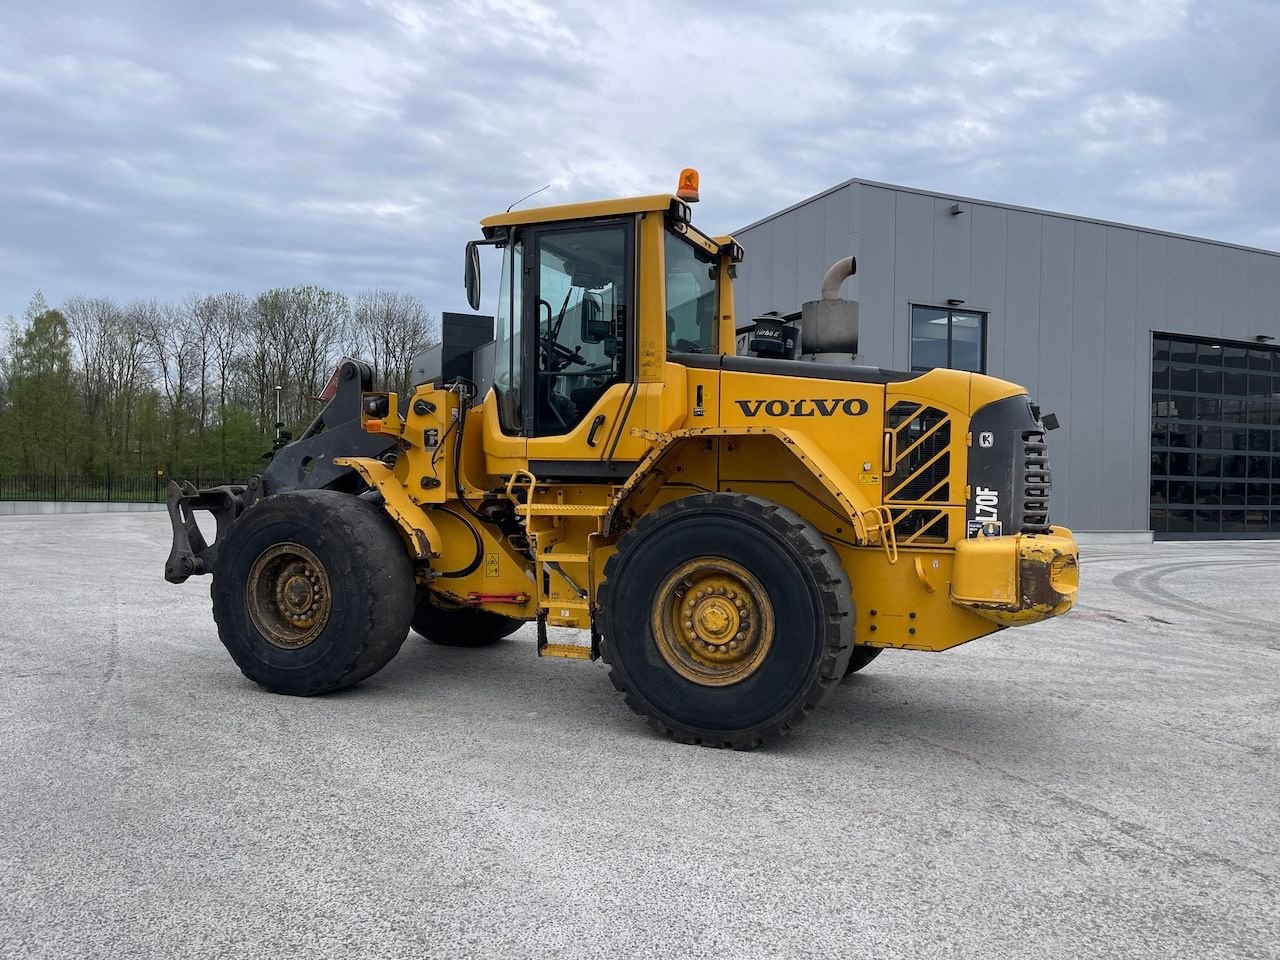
(538, 643, 593, 660)
(516, 504, 610, 516)
(543, 599, 591, 610)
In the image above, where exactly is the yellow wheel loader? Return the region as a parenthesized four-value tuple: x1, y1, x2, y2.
(165, 171, 1078, 749)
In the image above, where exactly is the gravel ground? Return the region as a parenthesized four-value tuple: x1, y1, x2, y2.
(1, 513, 1277, 959)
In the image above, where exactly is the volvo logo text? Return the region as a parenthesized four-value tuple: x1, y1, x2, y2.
(734, 398, 870, 418)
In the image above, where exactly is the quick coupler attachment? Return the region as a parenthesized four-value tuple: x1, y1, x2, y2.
(164, 480, 247, 584)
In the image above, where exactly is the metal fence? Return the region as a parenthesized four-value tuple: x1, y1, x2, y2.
(0, 474, 247, 503)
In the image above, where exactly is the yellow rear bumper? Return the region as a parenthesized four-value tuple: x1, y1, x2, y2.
(950, 526, 1079, 626)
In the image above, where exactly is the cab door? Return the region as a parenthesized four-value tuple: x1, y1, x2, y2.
(522, 218, 640, 479)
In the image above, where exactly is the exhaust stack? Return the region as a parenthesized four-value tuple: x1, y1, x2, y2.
(801, 256, 859, 363)
(736, 256, 861, 362)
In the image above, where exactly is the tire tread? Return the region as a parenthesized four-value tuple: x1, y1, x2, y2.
(598, 493, 853, 749)
(211, 489, 414, 696)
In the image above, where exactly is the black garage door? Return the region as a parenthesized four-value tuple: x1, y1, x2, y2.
(1150, 334, 1280, 538)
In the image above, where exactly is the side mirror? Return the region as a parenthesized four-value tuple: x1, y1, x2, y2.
(579, 294, 612, 343)
(464, 241, 481, 310)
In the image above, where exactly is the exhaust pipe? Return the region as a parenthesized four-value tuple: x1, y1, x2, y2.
(802, 257, 860, 359)
(821, 256, 856, 300)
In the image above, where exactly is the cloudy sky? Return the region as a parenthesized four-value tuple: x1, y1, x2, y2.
(1, 0, 1277, 322)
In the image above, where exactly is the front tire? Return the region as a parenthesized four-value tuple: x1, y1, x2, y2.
(844, 645, 882, 676)
(412, 600, 524, 647)
(599, 494, 854, 749)
(211, 490, 414, 696)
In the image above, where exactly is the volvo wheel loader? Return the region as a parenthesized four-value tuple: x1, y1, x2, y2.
(165, 170, 1079, 749)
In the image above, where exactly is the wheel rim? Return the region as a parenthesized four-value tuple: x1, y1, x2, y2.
(651, 557, 775, 687)
(246, 542, 333, 649)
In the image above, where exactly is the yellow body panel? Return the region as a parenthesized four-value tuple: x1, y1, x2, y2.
(481, 194, 677, 230)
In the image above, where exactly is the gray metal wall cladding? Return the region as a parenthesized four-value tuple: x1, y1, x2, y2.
(732, 179, 1280, 533)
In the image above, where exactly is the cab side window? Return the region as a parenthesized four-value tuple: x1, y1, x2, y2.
(493, 236, 524, 434)
(664, 231, 717, 353)
(531, 223, 630, 437)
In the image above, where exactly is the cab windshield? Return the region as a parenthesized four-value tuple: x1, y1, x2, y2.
(664, 230, 717, 353)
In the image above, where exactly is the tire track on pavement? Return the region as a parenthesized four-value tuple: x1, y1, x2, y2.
(1110, 559, 1280, 631)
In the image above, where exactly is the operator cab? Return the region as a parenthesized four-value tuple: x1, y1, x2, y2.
(489, 218, 631, 438)
(461, 176, 742, 479)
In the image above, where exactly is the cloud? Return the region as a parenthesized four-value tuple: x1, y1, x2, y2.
(0, 0, 1277, 322)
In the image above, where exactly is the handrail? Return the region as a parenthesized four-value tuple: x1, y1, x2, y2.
(860, 505, 899, 565)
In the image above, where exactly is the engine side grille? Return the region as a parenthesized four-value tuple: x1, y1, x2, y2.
(1022, 429, 1052, 533)
(889, 508, 949, 542)
(884, 401, 953, 543)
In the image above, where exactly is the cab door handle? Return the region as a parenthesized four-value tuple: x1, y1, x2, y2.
(587, 414, 607, 447)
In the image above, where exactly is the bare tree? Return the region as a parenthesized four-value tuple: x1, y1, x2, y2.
(350, 289, 436, 395)
(1, 283, 443, 479)
(184, 294, 222, 479)
(63, 295, 151, 470)
(254, 286, 350, 427)
(64, 295, 119, 422)
(136, 298, 200, 470)
(207, 291, 250, 474)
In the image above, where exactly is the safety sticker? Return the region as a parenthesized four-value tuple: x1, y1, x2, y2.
(966, 519, 1004, 539)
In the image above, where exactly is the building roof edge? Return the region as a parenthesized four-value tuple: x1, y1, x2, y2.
(734, 176, 1280, 260)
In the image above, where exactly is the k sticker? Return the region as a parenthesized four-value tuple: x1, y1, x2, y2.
(978, 431, 995, 448)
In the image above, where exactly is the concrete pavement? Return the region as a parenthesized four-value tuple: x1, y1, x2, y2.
(0, 513, 1276, 958)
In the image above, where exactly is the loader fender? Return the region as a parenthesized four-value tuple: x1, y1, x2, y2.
(602, 427, 880, 543)
(333, 456, 444, 559)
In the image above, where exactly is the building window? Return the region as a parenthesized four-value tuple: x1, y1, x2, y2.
(910, 305, 987, 373)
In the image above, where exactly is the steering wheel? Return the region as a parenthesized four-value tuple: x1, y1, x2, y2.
(542, 338, 588, 370)
(535, 297, 588, 371)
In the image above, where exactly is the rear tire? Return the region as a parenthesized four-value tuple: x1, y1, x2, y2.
(211, 490, 414, 696)
(412, 600, 524, 647)
(599, 494, 854, 749)
(843, 645, 882, 676)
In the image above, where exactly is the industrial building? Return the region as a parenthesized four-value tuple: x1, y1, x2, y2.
(732, 178, 1280, 540)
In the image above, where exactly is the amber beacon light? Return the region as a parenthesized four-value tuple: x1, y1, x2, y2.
(676, 168, 700, 202)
